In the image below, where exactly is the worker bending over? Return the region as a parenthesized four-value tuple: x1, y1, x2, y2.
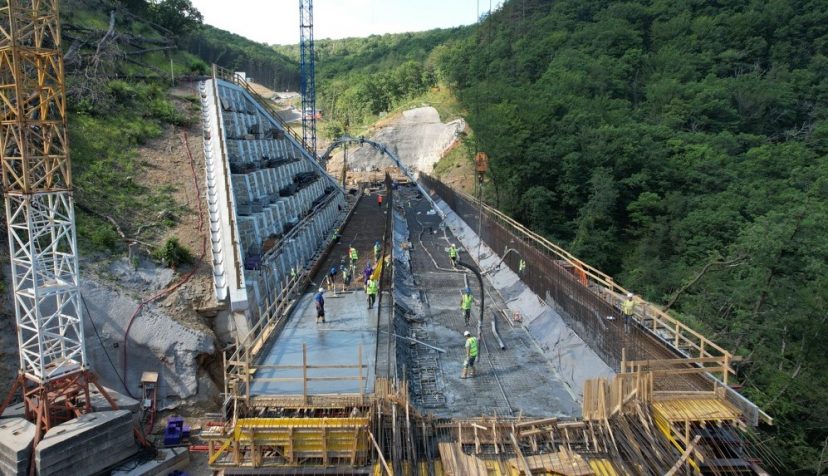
(461, 287, 474, 326)
(462, 331, 478, 379)
(349, 246, 359, 268)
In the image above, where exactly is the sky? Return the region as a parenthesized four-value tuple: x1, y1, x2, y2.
(190, 0, 490, 45)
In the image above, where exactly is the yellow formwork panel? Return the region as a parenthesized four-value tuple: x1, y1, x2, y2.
(211, 417, 371, 467)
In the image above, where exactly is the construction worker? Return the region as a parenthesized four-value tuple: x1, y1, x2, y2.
(374, 240, 382, 262)
(314, 288, 326, 323)
(326, 265, 338, 293)
(366, 277, 379, 309)
(342, 263, 352, 290)
(349, 245, 359, 268)
(332, 228, 341, 243)
(461, 331, 478, 378)
(363, 262, 374, 287)
(519, 258, 526, 275)
(461, 288, 473, 326)
(621, 292, 635, 330)
(449, 244, 458, 268)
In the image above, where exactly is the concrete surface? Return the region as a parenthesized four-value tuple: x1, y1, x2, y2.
(251, 290, 377, 396)
(80, 277, 217, 408)
(395, 186, 580, 418)
(329, 107, 464, 174)
(90, 385, 141, 413)
(433, 195, 615, 397)
(0, 417, 34, 475)
(112, 447, 189, 476)
(36, 410, 138, 476)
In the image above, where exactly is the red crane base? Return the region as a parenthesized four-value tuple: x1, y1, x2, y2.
(0, 370, 120, 448)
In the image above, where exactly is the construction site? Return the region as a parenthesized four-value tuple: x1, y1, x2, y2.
(0, 0, 780, 475)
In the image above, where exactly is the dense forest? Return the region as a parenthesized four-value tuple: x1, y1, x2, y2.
(433, 0, 827, 472)
(274, 30, 467, 135)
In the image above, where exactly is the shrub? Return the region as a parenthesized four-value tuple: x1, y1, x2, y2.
(152, 237, 194, 269)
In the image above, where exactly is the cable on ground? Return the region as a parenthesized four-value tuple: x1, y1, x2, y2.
(121, 130, 208, 399)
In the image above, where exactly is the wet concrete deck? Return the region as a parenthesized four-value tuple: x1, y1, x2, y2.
(396, 186, 581, 418)
(251, 190, 388, 396)
(250, 290, 378, 395)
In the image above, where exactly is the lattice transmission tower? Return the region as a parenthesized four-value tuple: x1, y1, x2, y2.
(299, 0, 317, 157)
(0, 0, 115, 445)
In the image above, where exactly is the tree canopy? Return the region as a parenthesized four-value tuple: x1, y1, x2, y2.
(434, 0, 828, 471)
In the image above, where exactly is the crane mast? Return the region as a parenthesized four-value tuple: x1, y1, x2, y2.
(0, 0, 115, 445)
(299, 0, 317, 158)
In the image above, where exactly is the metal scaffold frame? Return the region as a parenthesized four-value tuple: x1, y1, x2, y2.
(0, 0, 119, 447)
(0, 0, 85, 382)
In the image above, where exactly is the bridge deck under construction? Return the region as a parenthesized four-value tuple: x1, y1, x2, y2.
(249, 190, 389, 400)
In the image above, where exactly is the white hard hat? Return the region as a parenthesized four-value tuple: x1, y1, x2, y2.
(464, 331, 471, 337)
(319, 288, 324, 293)
(627, 292, 633, 298)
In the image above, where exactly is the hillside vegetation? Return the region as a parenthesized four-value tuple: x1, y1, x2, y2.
(434, 0, 827, 471)
(187, 25, 299, 91)
(61, 0, 208, 255)
(274, 30, 470, 136)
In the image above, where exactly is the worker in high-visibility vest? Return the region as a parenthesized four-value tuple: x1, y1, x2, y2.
(366, 277, 379, 309)
(374, 240, 381, 262)
(462, 331, 478, 378)
(449, 244, 458, 268)
(518, 258, 526, 275)
(621, 292, 636, 330)
(349, 246, 359, 268)
(461, 287, 473, 326)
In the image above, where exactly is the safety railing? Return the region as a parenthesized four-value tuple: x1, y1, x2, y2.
(248, 344, 368, 402)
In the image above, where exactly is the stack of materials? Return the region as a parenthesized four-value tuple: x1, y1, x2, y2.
(35, 410, 136, 475)
(0, 418, 35, 474)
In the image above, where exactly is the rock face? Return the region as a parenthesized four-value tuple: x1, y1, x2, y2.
(342, 107, 465, 173)
(80, 274, 217, 407)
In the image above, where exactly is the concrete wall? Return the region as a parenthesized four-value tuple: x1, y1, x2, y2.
(201, 78, 346, 341)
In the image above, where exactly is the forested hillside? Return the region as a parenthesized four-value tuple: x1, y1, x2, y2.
(60, 0, 210, 256)
(274, 29, 470, 135)
(434, 0, 827, 471)
(187, 26, 299, 91)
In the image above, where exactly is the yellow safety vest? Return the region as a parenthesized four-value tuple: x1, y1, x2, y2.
(622, 299, 635, 316)
(350, 248, 358, 260)
(367, 279, 379, 295)
(466, 337, 478, 357)
(461, 294, 473, 310)
(449, 246, 458, 258)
